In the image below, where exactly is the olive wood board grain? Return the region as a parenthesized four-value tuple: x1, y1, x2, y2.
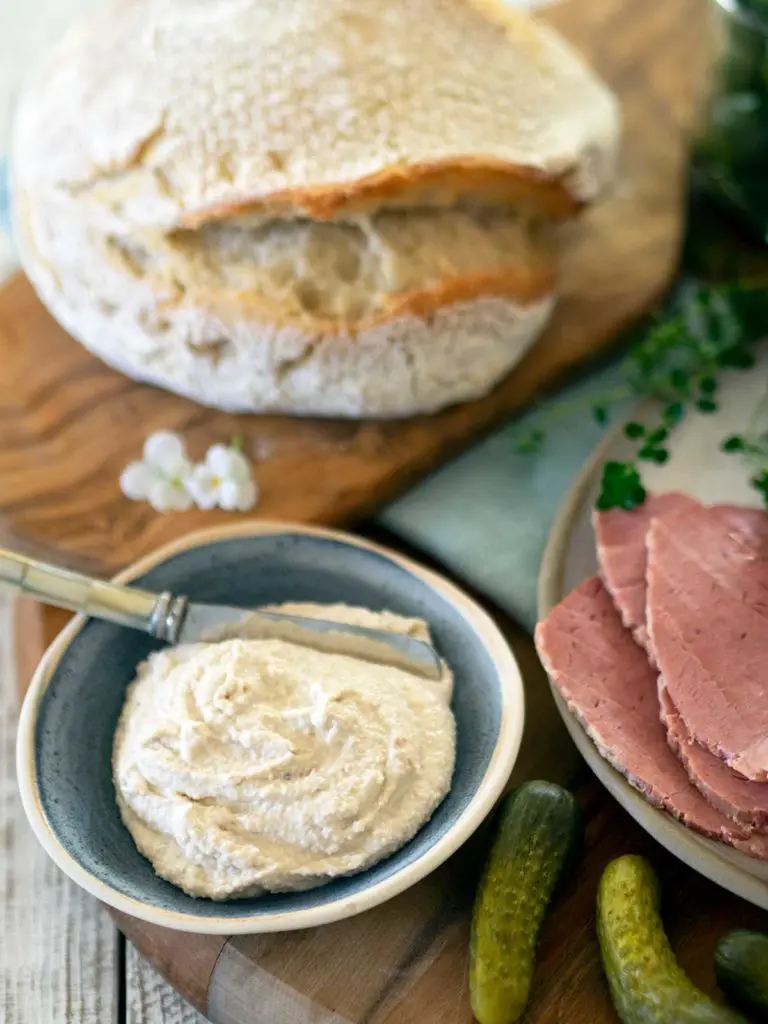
(14, 572, 768, 1024)
(0, 0, 707, 577)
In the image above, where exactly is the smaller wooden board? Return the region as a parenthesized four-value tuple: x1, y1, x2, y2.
(0, 0, 707, 577)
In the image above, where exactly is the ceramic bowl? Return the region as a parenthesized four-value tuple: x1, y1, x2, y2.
(17, 522, 524, 934)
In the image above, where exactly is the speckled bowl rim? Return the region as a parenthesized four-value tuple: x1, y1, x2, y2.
(17, 520, 524, 934)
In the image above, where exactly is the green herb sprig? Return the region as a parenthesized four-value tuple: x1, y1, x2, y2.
(514, 279, 768, 511)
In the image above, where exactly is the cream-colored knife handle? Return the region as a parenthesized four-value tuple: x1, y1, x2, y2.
(0, 549, 187, 640)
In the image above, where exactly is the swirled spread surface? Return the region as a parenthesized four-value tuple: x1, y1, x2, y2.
(113, 605, 455, 899)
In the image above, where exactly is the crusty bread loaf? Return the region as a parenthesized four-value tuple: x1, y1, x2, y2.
(12, 0, 619, 418)
(15, 192, 555, 416)
(14, 0, 619, 229)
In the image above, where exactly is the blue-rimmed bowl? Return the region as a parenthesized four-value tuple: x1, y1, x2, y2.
(17, 522, 524, 934)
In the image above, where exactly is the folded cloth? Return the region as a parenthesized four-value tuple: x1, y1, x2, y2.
(379, 364, 631, 631)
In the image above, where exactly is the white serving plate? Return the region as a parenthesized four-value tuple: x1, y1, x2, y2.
(538, 358, 768, 909)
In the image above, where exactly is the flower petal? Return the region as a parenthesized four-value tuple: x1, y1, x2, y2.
(226, 450, 253, 483)
(205, 444, 252, 482)
(235, 478, 259, 512)
(184, 466, 220, 511)
(204, 443, 232, 475)
(166, 484, 195, 512)
(144, 431, 188, 476)
(218, 477, 259, 512)
(119, 462, 155, 501)
(148, 478, 193, 513)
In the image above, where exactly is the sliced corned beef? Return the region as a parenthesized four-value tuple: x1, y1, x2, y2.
(593, 491, 699, 651)
(660, 683, 768, 830)
(646, 504, 768, 781)
(535, 576, 768, 858)
(596, 492, 768, 824)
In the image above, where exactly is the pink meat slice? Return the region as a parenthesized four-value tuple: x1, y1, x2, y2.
(659, 683, 768, 830)
(596, 492, 768, 824)
(647, 504, 768, 781)
(535, 576, 768, 859)
(593, 492, 699, 651)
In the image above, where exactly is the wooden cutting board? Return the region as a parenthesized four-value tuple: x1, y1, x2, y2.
(0, 0, 707, 576)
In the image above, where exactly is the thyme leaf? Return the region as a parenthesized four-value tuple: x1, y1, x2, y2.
(513, 279, 768, 511)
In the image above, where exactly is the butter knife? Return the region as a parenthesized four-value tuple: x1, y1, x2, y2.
(0, 549, 442, 680)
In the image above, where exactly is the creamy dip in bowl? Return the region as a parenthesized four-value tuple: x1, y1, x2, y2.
(18, 522, 523, 934)
(114, 605, 456, 899)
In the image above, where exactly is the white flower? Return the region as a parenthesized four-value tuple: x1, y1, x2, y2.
(184, 443, 259, 512)
(121, 434, 259, 513)
(120, 430, 194, 512)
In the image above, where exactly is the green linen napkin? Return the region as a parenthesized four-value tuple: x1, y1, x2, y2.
(378, 363, 631, 631)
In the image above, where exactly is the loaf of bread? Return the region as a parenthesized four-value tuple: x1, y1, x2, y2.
(12, 0, 619, 418)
